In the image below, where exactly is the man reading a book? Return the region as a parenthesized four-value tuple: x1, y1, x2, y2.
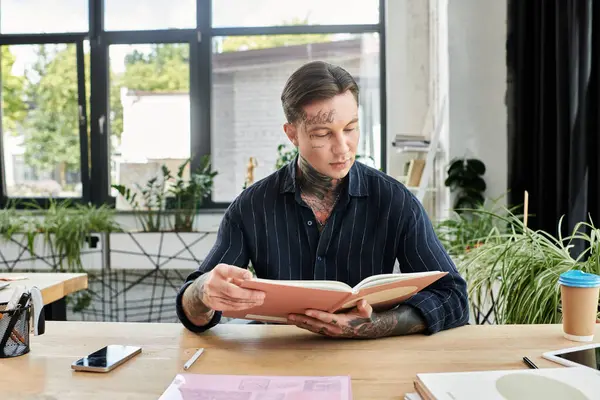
(176, 61, 469, 339)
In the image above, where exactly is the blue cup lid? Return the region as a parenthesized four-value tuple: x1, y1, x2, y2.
(559, 270, 600, 288)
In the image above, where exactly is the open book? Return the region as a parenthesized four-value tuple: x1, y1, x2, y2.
(222, 271, 446, 323)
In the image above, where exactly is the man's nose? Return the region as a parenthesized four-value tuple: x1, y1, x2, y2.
(332, 132, 350, 155)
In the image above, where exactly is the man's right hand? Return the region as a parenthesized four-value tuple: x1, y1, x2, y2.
(198, 264, 265, 311)
(182, 264, 265, 327)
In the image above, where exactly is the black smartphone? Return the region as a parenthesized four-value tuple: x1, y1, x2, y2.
(71, 345, 142, 373)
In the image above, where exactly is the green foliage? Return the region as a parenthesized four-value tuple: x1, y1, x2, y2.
(109, 43, 190, 141)
(113, 157, 217, 232)
(112, 165, 171, 232)
(122, 44, 190, 92)
(0, 201, 22, 237)
(456, 208, 600, 325)
(435, 196, 512, 257)
(0, 200, 121, 272)
(0, 201, 119, 312)
(35, 200, 121, 272)
(445, 158, 487, 211)
(221, 18, 331, 52)
(4, 24, 331, 179)
(166, 156, 218, 232)
(275, 143, 298, 169)
(1, 47, 27, 132)
(22, 45, 83, 187)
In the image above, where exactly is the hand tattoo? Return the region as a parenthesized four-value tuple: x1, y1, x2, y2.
(339, 305, 426, 339)
(182, 275, 215, 327)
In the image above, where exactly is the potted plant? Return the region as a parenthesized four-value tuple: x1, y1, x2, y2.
(457, 209, 600, 325)
(444, 157, 486, 211)
(0, 200, 121, 315)
(0, 199, 120, 273)
(274, 144, 298, 170)
(110, 156, 218, 270)
(0, 201, 38, 271)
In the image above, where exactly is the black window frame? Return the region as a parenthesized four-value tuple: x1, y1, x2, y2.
(0, 0, 387, 210)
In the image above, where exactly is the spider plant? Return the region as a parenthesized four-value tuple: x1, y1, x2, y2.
(458, 210, 600, 325)
(435, 195, 514, 257)
(32, 199, 122, 272)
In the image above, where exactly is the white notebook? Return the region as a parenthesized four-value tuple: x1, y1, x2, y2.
(415, 367, 600, 400)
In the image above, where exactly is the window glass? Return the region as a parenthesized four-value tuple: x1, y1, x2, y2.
(104, 0, 196, 31)
(108, 44, 191, 210)
(212, 0, 379, 27)
(1, 0, 88, 34)
(1, 44, 84, 197)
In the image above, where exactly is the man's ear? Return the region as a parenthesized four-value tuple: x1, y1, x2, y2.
(283, 122, 299, 147)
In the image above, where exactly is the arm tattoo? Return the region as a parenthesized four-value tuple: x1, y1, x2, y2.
(341, 305, 427, 339)
(182, 275, 215, 327)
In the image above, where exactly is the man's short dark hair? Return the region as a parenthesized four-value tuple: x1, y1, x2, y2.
(281, 61, 359, 124)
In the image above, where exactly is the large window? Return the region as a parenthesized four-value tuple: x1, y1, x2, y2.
(0, 0, 385, 209)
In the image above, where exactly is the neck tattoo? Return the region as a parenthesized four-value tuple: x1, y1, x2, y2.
(297, 156, 344, 230)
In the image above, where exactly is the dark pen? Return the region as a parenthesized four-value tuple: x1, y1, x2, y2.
(523, 356, 538, 369)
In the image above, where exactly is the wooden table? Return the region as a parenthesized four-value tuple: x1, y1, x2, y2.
(0, 322, 594, 399)
(0, 272, 88, 320)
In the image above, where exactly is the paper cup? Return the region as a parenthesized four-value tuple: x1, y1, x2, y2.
(559, 270, 600, 342)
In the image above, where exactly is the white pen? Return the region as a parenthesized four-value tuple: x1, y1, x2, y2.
(183, 348, 205, 370)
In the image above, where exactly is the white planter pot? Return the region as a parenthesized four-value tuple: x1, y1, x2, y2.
(0, 233, 103, 272)
(109, 232, 216, 270)
(0, 234, 39, 271)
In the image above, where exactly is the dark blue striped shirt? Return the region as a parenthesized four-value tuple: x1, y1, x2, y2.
(176, 157, 469, 334)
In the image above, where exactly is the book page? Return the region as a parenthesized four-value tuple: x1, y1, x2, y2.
(339, 286, 417, 310)
(353, 271, 443, 291)
(159, 373, 352, 400)
(251, 278, 352, 292)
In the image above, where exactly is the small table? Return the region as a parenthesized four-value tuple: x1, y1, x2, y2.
(0, 272, 88, 320)
(0, 322, 592, 399)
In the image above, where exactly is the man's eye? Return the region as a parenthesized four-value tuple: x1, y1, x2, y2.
(312, 133, 330, 138)
(344, 127, 357, 132)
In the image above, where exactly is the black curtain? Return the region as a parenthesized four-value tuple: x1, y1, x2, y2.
(507, 0, 600, 254)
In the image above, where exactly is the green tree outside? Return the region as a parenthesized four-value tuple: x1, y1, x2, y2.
(23, 44, 82, 188)
(1, 46, 27, 133)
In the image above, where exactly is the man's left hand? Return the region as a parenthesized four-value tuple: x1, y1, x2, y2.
(288, 299, 380, 339)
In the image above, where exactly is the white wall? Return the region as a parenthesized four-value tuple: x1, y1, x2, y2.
(385, 0, 431, 177)
(447, 0, 507, 204)
(385, 0, 508, 212)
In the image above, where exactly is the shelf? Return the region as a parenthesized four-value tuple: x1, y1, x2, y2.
(406, 186, 438, 193)
(396, 177, 438, 193)
(394, 145, 444, 154)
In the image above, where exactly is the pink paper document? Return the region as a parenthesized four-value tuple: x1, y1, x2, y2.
(159, 373, 352, 400)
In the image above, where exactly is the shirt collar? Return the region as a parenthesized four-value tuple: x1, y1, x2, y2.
(279, 155, 368, 197)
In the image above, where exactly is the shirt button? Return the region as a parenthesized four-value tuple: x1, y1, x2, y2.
(317, 256, 323, 261)
(307, 221, 313, 226)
